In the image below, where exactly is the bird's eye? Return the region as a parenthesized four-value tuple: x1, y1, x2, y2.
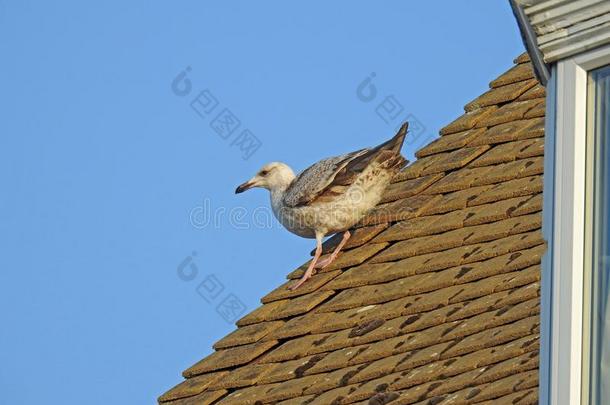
(260, 170, 269, 176)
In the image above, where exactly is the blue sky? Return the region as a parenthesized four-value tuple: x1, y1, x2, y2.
(0, 2, 525, 404)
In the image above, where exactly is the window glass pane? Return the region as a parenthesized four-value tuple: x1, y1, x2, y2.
(589, 65, 610, 405)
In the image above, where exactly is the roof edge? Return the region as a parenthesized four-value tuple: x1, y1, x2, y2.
(509, 0, 550, 86)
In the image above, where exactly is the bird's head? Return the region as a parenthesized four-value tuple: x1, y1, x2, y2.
(235, 162, 295, 194)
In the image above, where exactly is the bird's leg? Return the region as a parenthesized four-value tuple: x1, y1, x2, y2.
(290, 233, 324, 290)
(315, 230, 351, 269)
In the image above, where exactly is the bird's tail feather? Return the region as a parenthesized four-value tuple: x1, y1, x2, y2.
(334, 122, 409, 181)
(373, 122, 408, 154)
(387, 122, 408, 153)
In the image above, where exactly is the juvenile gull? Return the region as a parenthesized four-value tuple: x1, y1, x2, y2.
(235, 122, 409, 290)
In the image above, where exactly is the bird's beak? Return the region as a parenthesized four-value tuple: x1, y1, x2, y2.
(235, 179, 256, 194)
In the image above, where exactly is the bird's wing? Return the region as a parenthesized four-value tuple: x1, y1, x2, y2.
(282, 149, 368, 208)
(283, 122, 409, 208)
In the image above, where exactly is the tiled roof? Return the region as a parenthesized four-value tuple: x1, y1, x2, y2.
(159, 53, 546, 405)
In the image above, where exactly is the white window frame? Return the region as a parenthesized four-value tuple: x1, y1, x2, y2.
(541, 43, 610, 405)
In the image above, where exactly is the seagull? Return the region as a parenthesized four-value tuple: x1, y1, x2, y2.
(235, 122, 409, 290)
